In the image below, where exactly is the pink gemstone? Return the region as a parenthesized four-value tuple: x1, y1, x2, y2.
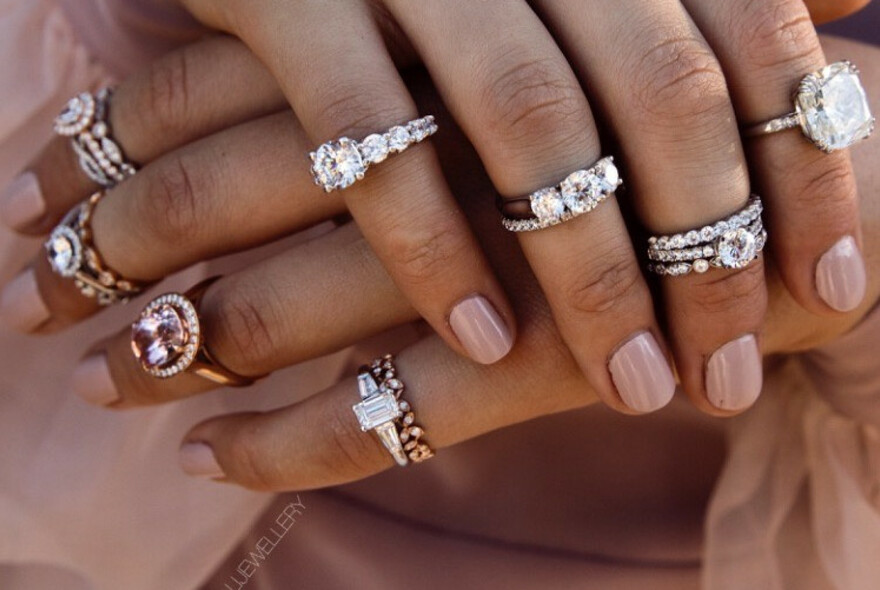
(132, 305, 187, 368)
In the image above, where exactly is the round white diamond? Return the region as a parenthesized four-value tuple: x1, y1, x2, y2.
(387, 126, 412, 151)
(560, 169, 598, 213)
(46, 225, 82, 277)
(716, 229, 757, 269)
(530, 187, 565, 222)
(359, 133, 389, 164)
(311, 138, 365, 191)
(599, 160, 620, 192)
(798, 62, 874, 151)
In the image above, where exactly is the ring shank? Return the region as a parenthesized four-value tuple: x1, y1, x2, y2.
(742, 112, 802, 138)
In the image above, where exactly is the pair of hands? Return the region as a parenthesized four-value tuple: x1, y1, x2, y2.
(0, 0, 876, 490)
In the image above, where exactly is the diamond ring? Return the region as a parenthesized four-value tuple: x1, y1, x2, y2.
(352, 355, 434, 467)
(131, 277, 261, 386)
(309, 116, 438, 192)
(55, 88, 138, 187)
(743, 61, 874, 152)
(45, 191, 147, 305)
(646, 195, 767, 277)
(499, 156, 622, 232)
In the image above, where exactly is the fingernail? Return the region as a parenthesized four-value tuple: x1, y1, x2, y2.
(449, 295, 514, 364)
(816, 236, 867, 312)
(179, 442, 225, 479)
(0, 172, 45, 229)
(0, 269, 50, 332)
(72, 354, 120, 406)
(706, 334, 762, 412)
(609, 332, 676, 413)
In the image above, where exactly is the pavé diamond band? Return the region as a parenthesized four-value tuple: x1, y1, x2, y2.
(45, 191, 147, 305)
(743, 61, 874, 152)
(646, 195, 766, 277)
(352, 355, 434, 467)
(131, 277, 261, 386)
(55, 88, 138, 187)
(500, 156, 621, 232)
(309, 116, 438, 192)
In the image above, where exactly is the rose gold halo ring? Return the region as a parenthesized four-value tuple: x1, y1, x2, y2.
(131, 277, 261, 387)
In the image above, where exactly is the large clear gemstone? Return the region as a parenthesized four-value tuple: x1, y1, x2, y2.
(311, 138, 366, 191)
(359, 133, 389, 164)
(46, 226, 80, 277)
(530, 187, 565, 222)
(798, 62, 874, 151)
(352, 391, 401, 431)
(132, 305, 187, 369)
(716, 229, 757, 269)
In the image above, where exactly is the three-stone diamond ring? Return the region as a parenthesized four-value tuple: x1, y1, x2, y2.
(743, 61, 874, 152)
(500, 156, 622, 232)
(646, 195, 766, 277)
(54, 88, 138, 187)
(352, 355, 434, 467)
(45, 191, 147, 305)
(309, 116, 438, 192)
(131, 277, 261, 386)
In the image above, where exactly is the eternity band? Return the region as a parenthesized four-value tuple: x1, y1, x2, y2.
(310, 116, 437, 192)
(55, 88, 138, 187)
(500, 156, 621, 232)
(742, 61, 874, 153)
(352, 355, 434, 466)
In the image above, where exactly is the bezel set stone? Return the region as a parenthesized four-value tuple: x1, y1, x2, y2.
(351, 354, 434, 466)
(45, 222, 83, 278)
(131, 293, 201, 379)
(54, 88, 137, 187)
(502, 156, 622, 232)
(647, 195, 766, 277)
(309, 116, 438, 192)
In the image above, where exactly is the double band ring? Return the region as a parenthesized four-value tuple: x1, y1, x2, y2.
(352, 355, 434, 466)
(647, 195, 766, 277)
(131, 277, 260, 386)
(45, 191, 147, 305)
(55, 88, 138, 187)
(309, 116, 438, 192)
(500, 156, 621, 232)
(743, 61, 874, 152)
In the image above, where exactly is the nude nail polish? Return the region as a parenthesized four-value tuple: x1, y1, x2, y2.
(816, 236, 867, 312)
(0, 172, 45, 229)
(179, 442, 225, 479)
(706, 334, 762, 412)
(608, 332, 676, 413)
(72, 354, 120, 406)
(0, 269, 50, 332)
(449, 295, 513, 365)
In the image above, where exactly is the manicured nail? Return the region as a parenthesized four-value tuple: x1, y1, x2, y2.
(0, 269, 50, 332)
(816, 236, 867, 312)
(609, 332, 676, 413)
(179, 442, 225, 479)
(0, 172, 45, 230)
(72, 354, 120, 406)
(706, 334, 762, 412)
(449, 295, 513, 364)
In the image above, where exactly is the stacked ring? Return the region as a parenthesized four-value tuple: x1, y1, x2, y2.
(131, 277, 261, 386)
(646, 195, 767, 277)
(45, 191, 147, 305)
(352, 354, 434, 466)
(54, 88, 138, 187)
(499, 156, 621, 232)
(309, 116, 438, 192)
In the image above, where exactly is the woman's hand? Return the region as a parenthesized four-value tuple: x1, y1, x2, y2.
(1, 1, 874, 418)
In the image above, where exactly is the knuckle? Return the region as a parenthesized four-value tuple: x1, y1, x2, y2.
(312, 79, 407, 140)
(388, 219, 470, 287)
(564, 255, 644, 317)
(788, 156, 857, 215)
(631, 36, 729, 121)
(144, 48, 192, 139)
(207, 285, 279, 374)
(737, 0, 822, 72)
(140, 154, 205, 242)
(479, 55, 588, 145)
(686, 260, 767, 317)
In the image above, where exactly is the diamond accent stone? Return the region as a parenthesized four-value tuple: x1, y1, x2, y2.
(715, 228, 757, 269)
(797, 62, 874, 152)
(560, 169, 594, 212)
(45, 225, 82, 278)
(54, 93, 95, 136)
(353, 391, 401, 431)
(132, 304, 187, 369)
(530, 187, 565, 222)
(310, 138, 365, 191)
(387, 126, 412, 151)
(359, 133, 389, 164)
